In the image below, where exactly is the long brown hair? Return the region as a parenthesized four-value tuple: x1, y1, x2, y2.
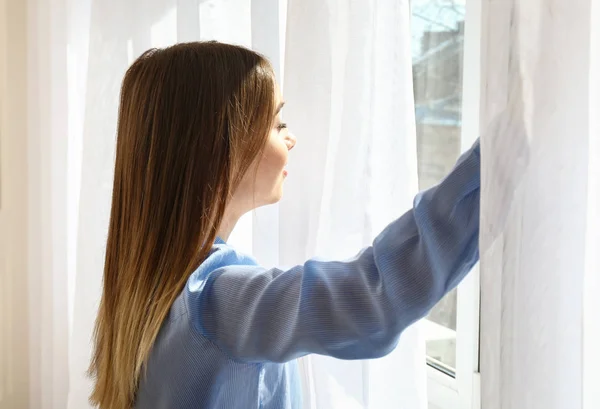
(89, 42, 276, 409)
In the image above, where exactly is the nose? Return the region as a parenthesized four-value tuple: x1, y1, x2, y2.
(285, 133, 296, 151)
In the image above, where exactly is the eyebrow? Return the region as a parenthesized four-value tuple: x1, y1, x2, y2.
(275, 101, 286, 115)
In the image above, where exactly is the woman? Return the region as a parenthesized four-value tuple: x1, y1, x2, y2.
(89, 41, 480, 409)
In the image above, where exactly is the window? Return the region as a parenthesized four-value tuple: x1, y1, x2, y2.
(411, 0, 481, 407)
(411, 0, 465, 375)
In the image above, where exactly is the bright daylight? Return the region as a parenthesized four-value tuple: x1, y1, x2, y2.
(1, 0, 598, 409)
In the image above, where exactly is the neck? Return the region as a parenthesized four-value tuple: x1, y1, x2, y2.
(217, 205, 244, 242)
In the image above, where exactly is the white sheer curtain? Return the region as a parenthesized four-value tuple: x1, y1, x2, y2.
(58, 0, 424, 408)
(478, 0, 600, 409)
(279, 0, 425, 408)
(8, 0, 600, 408)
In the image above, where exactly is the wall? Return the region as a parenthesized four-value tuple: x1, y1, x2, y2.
(0, 0, 30, 408)
(0, 0, 70, 408)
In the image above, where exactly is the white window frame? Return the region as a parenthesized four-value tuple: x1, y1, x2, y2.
(425, 0, 482, 408)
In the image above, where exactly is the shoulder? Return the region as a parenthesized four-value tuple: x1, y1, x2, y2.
(186, 242, 260, 293)
(167, 242, 261, 322)
(181, 242, 262, 334)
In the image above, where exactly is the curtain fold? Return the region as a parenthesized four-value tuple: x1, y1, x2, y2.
(68, 0, 132, 406)
(584, 4, 600, 409)
(478, 1, 600, 408)
(281, 1, 426, 408)
(24, 1, 70, 408)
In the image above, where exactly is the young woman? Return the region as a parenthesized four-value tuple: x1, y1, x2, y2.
(89, 41, 480, 409)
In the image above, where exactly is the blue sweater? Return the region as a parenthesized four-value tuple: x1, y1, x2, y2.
(136, 140, 481, 409)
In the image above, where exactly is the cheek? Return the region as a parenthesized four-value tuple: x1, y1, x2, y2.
(261, 135, 288, 175)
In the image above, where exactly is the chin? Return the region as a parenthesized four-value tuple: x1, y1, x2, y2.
(269, 187, 284, 204)
(269, 192, 283, 204)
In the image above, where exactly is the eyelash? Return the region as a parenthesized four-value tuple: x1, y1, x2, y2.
(277, 123, 287, 131)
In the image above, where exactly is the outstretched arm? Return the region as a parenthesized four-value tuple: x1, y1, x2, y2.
(193, 140, 481, 363)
